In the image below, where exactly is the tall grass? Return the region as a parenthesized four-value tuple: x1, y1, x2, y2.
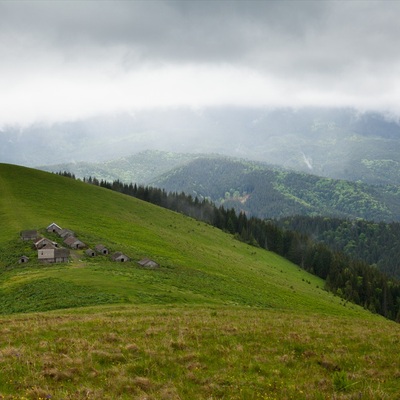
(0, 305, 399, 399)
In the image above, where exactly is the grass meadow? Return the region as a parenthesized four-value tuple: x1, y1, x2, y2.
(0, 164, 400, 399)
(0, 305, 399, 399)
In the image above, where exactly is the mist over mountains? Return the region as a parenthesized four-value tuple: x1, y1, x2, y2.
(18, 106, 400, 185)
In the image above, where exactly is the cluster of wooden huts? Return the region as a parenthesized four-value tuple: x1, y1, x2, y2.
(19, 222, 134, 264)
(20, 225, 70, 264)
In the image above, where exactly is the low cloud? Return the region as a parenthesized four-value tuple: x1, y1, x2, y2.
(1, 0, 400, 127)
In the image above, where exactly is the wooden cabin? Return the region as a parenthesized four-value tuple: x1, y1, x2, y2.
(47, 222, 62, 234)
(64, 236, 86, 249)
(95, 244, 109, 255)
(20, 230, 39, 241)
(111, 252, 130, 262)
(137, 258, 159, 269)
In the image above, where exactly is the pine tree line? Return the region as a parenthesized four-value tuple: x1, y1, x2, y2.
(78, 175, 400, 321)
(277, 216, 400, 279)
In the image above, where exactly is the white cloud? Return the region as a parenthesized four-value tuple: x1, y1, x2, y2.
(1, 0, 400, 127)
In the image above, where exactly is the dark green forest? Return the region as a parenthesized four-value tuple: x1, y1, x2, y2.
(56, 172, 400, 322)
(277, 216, 400, 279)
(151, 157, 400, 222)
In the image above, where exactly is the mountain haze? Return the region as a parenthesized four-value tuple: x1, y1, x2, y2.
(6, 107, 400, 185)
(38, 150, 202, 185)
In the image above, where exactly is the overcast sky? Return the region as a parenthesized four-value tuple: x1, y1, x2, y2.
(1, 0, 400, 128)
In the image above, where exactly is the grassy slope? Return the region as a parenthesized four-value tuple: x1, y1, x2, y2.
(0, 163, 400, 399)
(0, 163, 356, 315)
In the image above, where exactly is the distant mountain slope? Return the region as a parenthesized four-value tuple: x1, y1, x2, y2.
(40, 150, 400, 222)
(5, 107, 400, 185)
(150, 156, 400, 222)
(37, 150, 202, 184)
(229, 107, 400, 185)
(277, 216, 400, 279)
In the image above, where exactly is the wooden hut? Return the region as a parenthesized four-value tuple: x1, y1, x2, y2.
(59, 229, 75, 239)
(38, 243, 58, 262)
(95, 244, 109, 255)
(18, 255, 29, 264)
(47, 222, 62, 234)
(111, 252, 130, 262)
(64, 236, 86, 249)
(137, 258, 159, 269)
(34, 237, 59, 250)
(20, 230, 39, 241)
(85, 249, 96, 257)
(54, 248, 70, 263)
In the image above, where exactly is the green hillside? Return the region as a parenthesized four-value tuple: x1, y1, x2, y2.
(1, 163, 400, 399)
(0, 163, 354, 314)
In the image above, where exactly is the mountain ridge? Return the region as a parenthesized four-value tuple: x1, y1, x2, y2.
(150, 156, 400, 222)
(39, 151, 400, 222)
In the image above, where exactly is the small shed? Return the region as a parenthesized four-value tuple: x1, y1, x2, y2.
(95, 244, 109, 255)
(38, 243, 57, 262)
(18, 255, 29, 264)
(39, 245, 69, 263)
(54, 248, 70, 263)
(64, 236, 86, 249)
(34, 237, 58, 250)
(137, 258, 159, 269)
(111, 252, 130, 262)
(47, 222, 62, 234)
(59, 229, 75, 239)
(85, 248, 96, 257)
(20, 230, 39, 241)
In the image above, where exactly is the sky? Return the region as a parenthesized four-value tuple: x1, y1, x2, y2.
(1, 0, 400, 128)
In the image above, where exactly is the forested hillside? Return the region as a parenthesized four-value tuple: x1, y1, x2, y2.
(278, 216, 400, 279)
(78, 173, 400, 321)
(151, 157, 400, 222)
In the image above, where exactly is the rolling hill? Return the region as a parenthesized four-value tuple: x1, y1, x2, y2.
(37, 150, 202, 185)
(0, 163, 400, 399)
